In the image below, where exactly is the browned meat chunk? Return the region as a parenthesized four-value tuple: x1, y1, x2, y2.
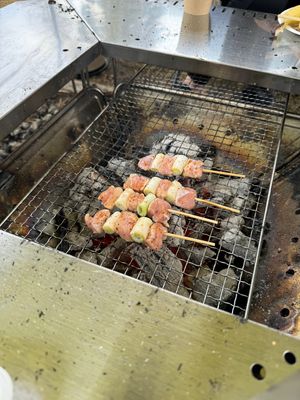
(148, 198, 171, 226)
(127, 192, 145, 212)
(98, 186, 123, 209)
(123, 174, 150, 192)
(84, 209, 111, 234)
(116, 211, 138, 241)
(158, 155, 175, 176)
(175, 187, 196, 210)
(156, 179, 172, 199)
(183, 160, 204, 178)
(145, 222, 167, 251)
(138, 155, 155, 171)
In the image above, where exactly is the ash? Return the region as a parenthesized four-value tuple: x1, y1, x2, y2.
(128, 244, 190, 298)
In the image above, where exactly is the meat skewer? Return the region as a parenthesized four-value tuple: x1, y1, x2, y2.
(124, 174, 240, 214)
(84, 209, 215, 250)
(138, 153, 246, 179)
(98, 185, 218, 226)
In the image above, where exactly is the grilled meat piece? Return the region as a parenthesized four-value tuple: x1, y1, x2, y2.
(148, 198, 171, 226)
(175, 187, 196, 210)
(84, 209, 110, 234)
(98, 186, 123, 210)
(116, 211, 139, 242)
(145, 222, 167, 251)
(138, 154, 155, 171)
(123, 174, 150, 192)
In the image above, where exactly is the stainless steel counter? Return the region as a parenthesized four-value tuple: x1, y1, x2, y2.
(0, 0, 100, 139)
(70, 0, 300, 94)
(0, 231, 299, 399)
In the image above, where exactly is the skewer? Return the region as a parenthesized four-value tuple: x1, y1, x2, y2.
(168, 208, 219, 224)
(165, 233, 215, 247)
(195, 198, 240, 214)
(85, 209, 215, 249)
(202, 169, 246, 178)
(138, 154, 246, 179)
(124, 175, 241, 215)
(278, 14, 300, 22)
(99, 185, 219, 225)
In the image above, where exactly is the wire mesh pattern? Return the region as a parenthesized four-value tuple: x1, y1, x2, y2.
(1, 66, 288, 316)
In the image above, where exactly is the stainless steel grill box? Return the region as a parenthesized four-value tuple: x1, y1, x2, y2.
(0, 1, 300, 399)
(1, 66, 288, 317)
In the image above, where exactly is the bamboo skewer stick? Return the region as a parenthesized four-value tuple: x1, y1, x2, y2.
(195, 198, 240, 214)
(165, 232, 215, 247)
(168, 209, 218, 224)
(202, 169, 246, 178)
(278, 14, 300, 22)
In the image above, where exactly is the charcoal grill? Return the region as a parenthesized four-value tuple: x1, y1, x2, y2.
(1, 66, 288, 318)
(0, 1, 300, 399)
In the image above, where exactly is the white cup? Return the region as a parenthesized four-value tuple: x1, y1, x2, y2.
(0, 367, 13, 400)
(184, 0, 213, 15)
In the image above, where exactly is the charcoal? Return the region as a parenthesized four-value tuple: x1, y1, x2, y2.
(151, 133, 201, 158)
(11, 128, 22, 137)
(231, 197, 245, 211)
(42, 113, 52, 123)
(226, 177, 250, 198)
(59, 206, 79, 226)
(244, 193, 256, 211)
(107, 157, 136, 179)
(31, 120, 41, 132)
(97, 238, 129, 272)
(21, 121, 30, 130)
(37, 104, 48, 116)
(48, 104, 58, 114)
(131, 270, 148, 283)
(221, 228, 257, 263)
(95, 165, 124, 187)
(75, 250, 98, 265)
(192, 267, 237, 306)
(81, 199, 101, 219)
(182, 217, 211, 246)
(68, 167, 108, 213)
(72, 167, 108, 197)
(32, 202, 62, 235)
(56, 167, 113, 238)
(8, 141, 20, 152)
(203, 157, 214, 169)
(210, 184, 233, 203)
(64, 229, 92, 251)
(208, 177, 250, 202)
(185, 245, 215, 267)
(35, 219, 56, 236)
(208, 196, 225, 206)
(0, 148, 8, 159)
(220, 215, 245, 230)
(128, 244, 189, 297)
(166, 214, 185, 247)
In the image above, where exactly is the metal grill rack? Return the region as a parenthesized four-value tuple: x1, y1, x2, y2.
(1, 66, 288, 317)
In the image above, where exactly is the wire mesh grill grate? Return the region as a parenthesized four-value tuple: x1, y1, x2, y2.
(1, 66, 288, 316)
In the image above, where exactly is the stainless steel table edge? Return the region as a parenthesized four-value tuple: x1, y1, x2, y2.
(0, 231, 299, 400)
